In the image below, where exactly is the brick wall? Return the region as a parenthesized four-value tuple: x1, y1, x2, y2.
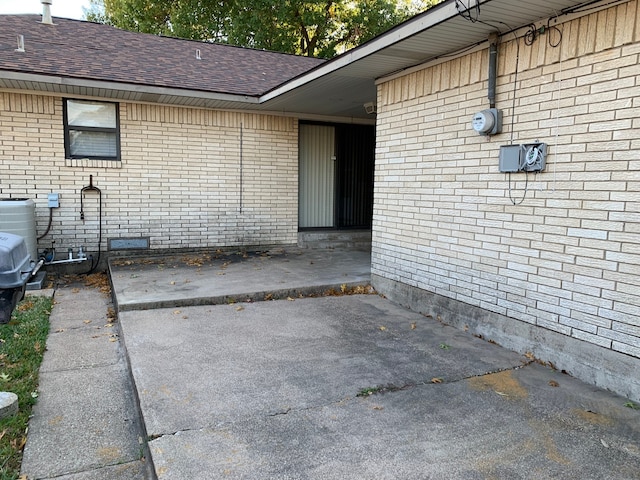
(373, 1, 640, 360)
(0, 94, 299, 254)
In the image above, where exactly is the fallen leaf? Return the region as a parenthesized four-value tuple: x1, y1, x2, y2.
(287, 297, 295, 301)
(372, 405, 384, 410)
(109, 337, 117, 342)
(55, 328, 65, 333)
(83, 320, 92, 324)
(173, 310, 181, 315)
(379, 326, 387, 331)
(236, 306, 245, 311)
(340, 284, 347, 293)
(410, 322, 417, 330)
(549, 380, 559, 387)
(170, 281, 176, 285)
(431, 377, 443, 384)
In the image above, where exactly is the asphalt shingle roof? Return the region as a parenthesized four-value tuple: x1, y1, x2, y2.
(0, 15, 325, 97)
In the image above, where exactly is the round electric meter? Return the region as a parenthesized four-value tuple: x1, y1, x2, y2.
(472, 110, 496, 135)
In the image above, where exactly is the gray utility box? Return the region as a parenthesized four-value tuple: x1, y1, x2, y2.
(0, 232, 32, 324)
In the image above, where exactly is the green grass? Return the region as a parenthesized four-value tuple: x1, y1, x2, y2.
(0, 295, 52, 480)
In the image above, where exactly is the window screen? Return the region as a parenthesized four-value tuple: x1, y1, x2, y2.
(64, 99, 120, 160)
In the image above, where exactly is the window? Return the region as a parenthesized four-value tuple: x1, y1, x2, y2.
(63, 99, 120, 160)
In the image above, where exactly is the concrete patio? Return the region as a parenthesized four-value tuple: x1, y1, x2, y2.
(112, 247, 640, 479)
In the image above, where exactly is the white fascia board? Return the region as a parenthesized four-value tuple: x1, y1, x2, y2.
(258, 0, 460, 103)
(0, 70, 260, 104)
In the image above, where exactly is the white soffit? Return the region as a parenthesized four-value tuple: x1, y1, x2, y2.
(260, 0, 625, 118)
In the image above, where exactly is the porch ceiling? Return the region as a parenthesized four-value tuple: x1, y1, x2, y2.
(261, 0, 608, 120)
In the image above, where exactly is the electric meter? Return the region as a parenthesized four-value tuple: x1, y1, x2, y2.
(471, 108, 502, 136)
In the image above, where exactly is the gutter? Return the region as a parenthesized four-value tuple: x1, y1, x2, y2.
(0, 70, 260, 105)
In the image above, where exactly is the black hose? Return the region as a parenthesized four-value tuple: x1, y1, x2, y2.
(37, 207, 53, 241)
(80, 175, 102, 274)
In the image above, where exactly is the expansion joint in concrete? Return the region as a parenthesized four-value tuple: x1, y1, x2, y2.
(459, 361, 535, 383)
(357, 362, 535, 398)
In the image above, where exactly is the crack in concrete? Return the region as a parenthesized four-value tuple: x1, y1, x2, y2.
(148, 362, 538, 440)
(267, 407, 292, 416)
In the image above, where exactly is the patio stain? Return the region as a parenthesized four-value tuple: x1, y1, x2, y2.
(572, 408, 614, 426)
(97, 445, 122, 463)
(528, 419, 571, 465)
(467, 370, 528, 400)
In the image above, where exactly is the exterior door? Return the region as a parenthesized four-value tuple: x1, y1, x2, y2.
(335, 124, 375, 229)
(299, 124, 335, 228)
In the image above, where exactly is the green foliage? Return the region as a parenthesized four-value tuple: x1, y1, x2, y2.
(0, 296, 52, 479)
(86, 0, 442, 58)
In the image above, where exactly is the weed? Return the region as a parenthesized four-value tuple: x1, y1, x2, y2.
(356, 383, 406, 397)
(357, 386, 381, 397)
(0, 295, 52, 479)
(624, 401, 639, 410)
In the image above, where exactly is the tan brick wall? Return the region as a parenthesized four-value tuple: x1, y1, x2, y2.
(0, 94, 299, 253)
(373, 1, 640, 358)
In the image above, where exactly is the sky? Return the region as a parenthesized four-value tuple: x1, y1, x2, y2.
(0, 0, 92, 20)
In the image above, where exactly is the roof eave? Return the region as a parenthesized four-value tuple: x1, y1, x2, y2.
(260, 0, 456, 103)
(0, 70, 260, 106)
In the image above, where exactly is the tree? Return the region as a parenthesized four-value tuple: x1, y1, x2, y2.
(86, 0, 441, 58)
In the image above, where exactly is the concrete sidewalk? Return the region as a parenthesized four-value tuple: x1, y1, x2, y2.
(21, 248, 640, 479)
(20, 281, 151, 480)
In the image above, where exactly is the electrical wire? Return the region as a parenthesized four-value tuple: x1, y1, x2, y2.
(524, 19, 563, 48)
(546, 18, 563, 48)
(455, 0, 481, 23)
(508, 171, 529, 205)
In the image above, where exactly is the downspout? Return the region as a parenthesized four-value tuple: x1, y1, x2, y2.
(488, 32, 499, 109)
